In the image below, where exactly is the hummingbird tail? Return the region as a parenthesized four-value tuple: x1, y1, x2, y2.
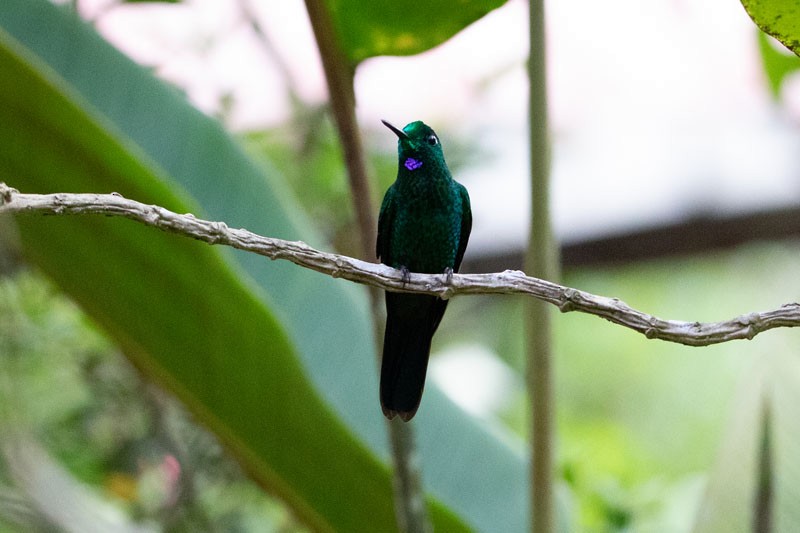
(380, 293, 448, 421)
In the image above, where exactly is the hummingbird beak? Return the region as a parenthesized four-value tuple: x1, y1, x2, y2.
(381, 120, 409, 140)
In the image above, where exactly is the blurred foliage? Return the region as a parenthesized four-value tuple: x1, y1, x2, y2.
(5, 231, 800, 531)
(757, 31, 800, 99)
(436, 241, 800, 530)
(0, 270, 306, 532)
(241, 110, 393, 258)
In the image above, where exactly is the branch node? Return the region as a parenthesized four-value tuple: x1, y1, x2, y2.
(331, 256, 345, 278)
(739, 312, 762, 339)
(439, 286, 455, 301)
(211, 221, 230, 244)
(644, 327, 658, 339)
(146, 205, 162, 225)
(51, 193, 71, 214)
(558, 288, 577, 312)
(0, 183, 17, 204)
(738, 312, 760, 326)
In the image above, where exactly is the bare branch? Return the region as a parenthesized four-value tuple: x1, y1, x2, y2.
(2, 182, 798, 347)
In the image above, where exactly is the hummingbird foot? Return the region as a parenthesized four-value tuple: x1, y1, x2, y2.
(443, 266, 454, 284)
(400, 266, 411, 287)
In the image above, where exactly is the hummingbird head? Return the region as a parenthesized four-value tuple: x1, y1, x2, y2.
(382, 120, 446, 173)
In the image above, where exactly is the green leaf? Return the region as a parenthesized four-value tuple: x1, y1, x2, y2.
(741, 0, 800, 57)
(0, 16, 402, 533)
(0, 2, 551, 532)
(693, 351, 800, 532)
(757, 31, 800, 98)
(324, 0, 509, 64)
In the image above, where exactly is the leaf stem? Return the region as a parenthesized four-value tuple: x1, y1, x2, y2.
(303, 0, 375, 255)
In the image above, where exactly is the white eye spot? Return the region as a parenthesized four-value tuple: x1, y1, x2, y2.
(426, 134, 439, 146)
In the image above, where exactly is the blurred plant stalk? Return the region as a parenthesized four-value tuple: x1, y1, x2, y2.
(526, 0, 559, 531)
(303, 1, 431, 531)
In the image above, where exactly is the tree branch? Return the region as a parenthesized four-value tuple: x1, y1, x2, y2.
(2, 183, 799, 347)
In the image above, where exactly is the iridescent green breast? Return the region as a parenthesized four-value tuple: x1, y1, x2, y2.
(386, 180, 466, 273)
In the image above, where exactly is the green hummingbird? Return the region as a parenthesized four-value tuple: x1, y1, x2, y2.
(377, 120, 472, 421)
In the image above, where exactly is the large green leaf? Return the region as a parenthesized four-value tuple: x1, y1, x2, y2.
(0, 17, 405, 533)
(741, 0, 800, 57)
(324, 0, 509, 63)
(0, 2, 545, 532)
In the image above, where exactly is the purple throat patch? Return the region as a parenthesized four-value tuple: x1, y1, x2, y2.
(404, 157, 423, 171)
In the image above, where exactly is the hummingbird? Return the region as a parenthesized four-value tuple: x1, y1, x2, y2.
(377, 120, 472, 421)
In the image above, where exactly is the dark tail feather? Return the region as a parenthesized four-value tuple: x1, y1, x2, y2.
(380, 293, 447, 421)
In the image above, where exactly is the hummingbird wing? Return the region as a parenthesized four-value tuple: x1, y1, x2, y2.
(376, 185, 396, 263)
(454, 183, 472, 272)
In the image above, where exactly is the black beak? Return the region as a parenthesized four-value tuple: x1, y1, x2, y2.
(381, 120, 409, 139)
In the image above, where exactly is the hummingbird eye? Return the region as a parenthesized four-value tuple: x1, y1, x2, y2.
(426, 134, 439, 146)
